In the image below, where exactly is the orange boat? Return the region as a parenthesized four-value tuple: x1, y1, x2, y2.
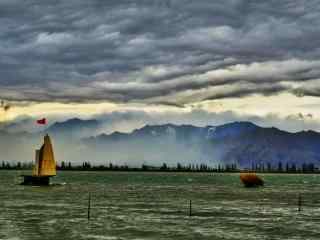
(240, 172, 264, 187)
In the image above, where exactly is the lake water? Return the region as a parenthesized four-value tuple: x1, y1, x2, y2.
(0, 171, 320, 240)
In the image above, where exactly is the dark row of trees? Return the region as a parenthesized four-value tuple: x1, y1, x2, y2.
(250, 162, 317, 173)
(0, 161, 33, 170)
(0, 160, 319, 173)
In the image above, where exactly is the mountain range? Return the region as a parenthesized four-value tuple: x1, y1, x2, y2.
(1, 118, 320, 168)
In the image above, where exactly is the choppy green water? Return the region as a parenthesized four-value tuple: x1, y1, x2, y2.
(0, 171, 320, 240)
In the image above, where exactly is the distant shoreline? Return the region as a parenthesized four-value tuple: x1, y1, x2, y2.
(1, 168, 320, 174)
(1, 160, 318, 174)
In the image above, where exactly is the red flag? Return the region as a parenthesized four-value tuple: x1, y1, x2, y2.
(36, 118, 47, 125)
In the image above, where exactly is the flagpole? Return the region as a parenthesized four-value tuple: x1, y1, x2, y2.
(36, 118, 47, 137)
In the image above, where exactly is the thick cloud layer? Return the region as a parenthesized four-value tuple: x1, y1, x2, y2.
(1, 0, 320, 104)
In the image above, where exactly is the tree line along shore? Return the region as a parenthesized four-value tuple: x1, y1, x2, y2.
(0, 160, 318, 173)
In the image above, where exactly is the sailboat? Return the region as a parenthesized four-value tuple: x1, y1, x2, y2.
(21, 134, 56, 185)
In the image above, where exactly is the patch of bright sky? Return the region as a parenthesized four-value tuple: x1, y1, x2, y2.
(1, 93, 319, 123)
(189, 93, 320, 118)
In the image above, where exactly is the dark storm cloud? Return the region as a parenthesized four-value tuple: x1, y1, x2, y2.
(202, 83, 288, 101)
(1, 0, 320, 103)
(292, 87, 320, 98)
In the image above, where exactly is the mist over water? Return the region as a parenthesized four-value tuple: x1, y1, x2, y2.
(0, 123, 219, 167)
(0, 171, 320, 240)
(2, 120, 320, 170)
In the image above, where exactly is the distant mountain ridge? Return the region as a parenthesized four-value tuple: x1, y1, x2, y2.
(84, 121, 271, 142)
(1, 119, 320, 167)
(84, 121, 320, 168)
(47, 118, 100, 133)
(46, 118, 100, 139)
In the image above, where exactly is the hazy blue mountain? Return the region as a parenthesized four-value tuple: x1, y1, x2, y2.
(47, 118, 99, 132)
(46, 118, 100, 138)
(1, 119, 320, 167)
(206, 121, 258, 140)
(85, 122, 320, 168)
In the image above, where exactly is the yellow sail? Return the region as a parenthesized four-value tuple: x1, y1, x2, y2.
(32, 134, 56, 176)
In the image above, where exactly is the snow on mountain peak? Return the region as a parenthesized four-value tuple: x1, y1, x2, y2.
(206, 127, 217, 139)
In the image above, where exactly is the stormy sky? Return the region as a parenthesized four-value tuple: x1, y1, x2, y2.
(1, 0, 320, 132)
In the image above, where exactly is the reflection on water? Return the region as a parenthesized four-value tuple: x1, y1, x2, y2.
(0, 171, 320, 240)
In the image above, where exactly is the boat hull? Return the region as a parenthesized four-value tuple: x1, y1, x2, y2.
(21, 175, 53, 186)
(240, 173, 264, 187)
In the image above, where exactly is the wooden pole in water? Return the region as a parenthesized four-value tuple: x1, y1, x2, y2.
(189, 200, 192, 217)
(298, 194, 302, 212)
(88, 192, 91, 220)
